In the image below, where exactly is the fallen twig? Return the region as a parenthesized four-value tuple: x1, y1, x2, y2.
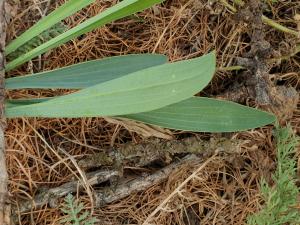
(15, 169, 120, 213)
(78, 136, 239, 170)
(142, 153, 217, 225)
(94, 154, 201, 207)
(15, 155, 202, 213)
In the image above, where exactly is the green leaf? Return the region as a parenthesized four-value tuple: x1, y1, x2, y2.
(5, 0, 95, 56)
(124, 97, 275, 132)
(5, 54, 167, 89)
(6, 98, 49, 110)
(5, 0, 165, 71)
(6, 96, 275, 132)
(5, 52, 216, 118)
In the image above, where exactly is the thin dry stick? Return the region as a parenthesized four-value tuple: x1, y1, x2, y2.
(42, 0, 52, 16)
(57, 147, 94, 212)
(142, 153, 217, 225)
(152, 0, 194, 53)
(151, 11, 176, 53)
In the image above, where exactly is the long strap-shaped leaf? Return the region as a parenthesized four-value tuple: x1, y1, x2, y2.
(125, 97, 275, 132)
(5, 54, 167, 89)
(5, 52, 215, 118)
(5, 0, 165, 71)
(6, 97, 275, 132)
(5, 0, 95, 56)
(6, 98, 48, 110)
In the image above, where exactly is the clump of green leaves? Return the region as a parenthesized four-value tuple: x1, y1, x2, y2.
(247, 126, 300, 225)
(7, 23, 67, 60)
(60, 194, 97, 225)
(4, 0, 275, 132)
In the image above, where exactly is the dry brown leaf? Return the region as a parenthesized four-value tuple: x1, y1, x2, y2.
(104, 117, 174, 140)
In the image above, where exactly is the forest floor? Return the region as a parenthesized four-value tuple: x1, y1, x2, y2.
(5, 0, 300, 224)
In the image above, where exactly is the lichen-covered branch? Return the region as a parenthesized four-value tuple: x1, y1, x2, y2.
(78, 136, 239, 170)
(15, 155, 201, 214)
(94, 154, 201, 207)
(15, 169, 120, 213)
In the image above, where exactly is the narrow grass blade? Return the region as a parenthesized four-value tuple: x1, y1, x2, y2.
(5, 52, 215, 118)
(5, 0, 165, 71)
(6, 54, 167, 89)
(5, 0, 95, 56)
(124, 97, 275, 132)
